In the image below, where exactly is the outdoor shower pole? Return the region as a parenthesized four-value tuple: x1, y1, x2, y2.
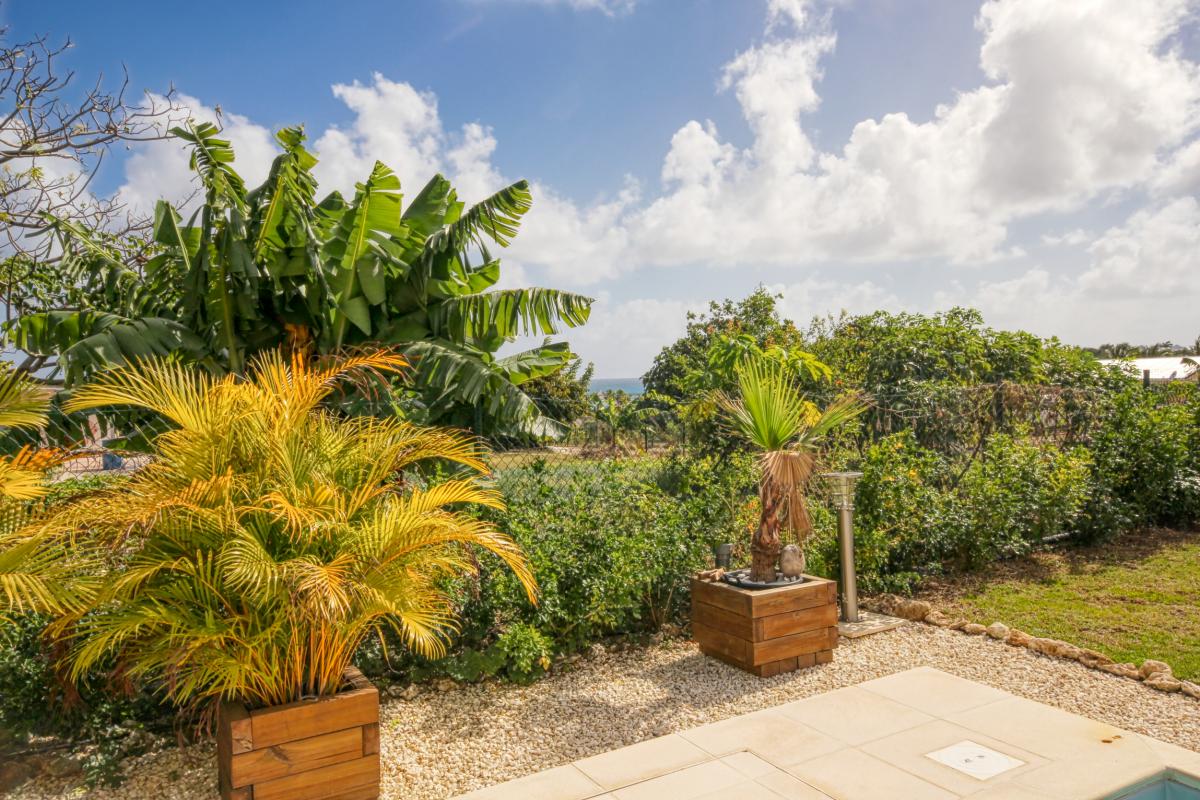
(823, 472, 863, 624)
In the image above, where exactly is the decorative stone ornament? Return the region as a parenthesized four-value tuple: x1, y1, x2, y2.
(779, 544, 805, 578)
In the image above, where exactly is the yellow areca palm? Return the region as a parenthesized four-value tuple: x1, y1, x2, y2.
(50, 349, 536, 712)
(0, 364, 81, 616)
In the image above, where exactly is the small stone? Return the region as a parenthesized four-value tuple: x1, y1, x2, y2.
(589, 643, 607, 660)
(401, 684, 422, 701)
(962, 623, 988, 635)
(1077, 649, 1113, 669)
(1025, 637, 1078, 660)
(41, 755, 83, 780)
(873, 594, 901, 615)
(1180, 681, 1200, 699)
(948, 619, 970, 631)
(1006, 629, 1033, 647)
(386, 684, 407, 699)
(1144, 675, 1182, 692)
(985, 622, 1009, 640)
(1099, 662, 1141, 679)
(923, 610, 954, 627)
(1139, 660, 1173, 680)
(435, 678, 457, 692)
(893, 599, 932, 621)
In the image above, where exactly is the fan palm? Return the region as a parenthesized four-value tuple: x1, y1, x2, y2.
(721, 359, 864, 582)
(45, 349, 536, 713)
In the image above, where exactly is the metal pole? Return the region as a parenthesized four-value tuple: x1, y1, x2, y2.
(837, 502, 859, 623)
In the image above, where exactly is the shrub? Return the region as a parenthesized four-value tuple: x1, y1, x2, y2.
(847, 431, 1093, 589)
(955, 433, 1092, 566)
(0, 613, 171, 786)
(1075, 386, 1200, 538)
(359, 453, 756, 684)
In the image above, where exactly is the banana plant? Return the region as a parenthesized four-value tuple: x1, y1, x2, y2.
(6, 122, 592, 436)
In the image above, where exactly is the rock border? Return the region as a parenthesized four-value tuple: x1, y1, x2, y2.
(863, 594, 1200, 700)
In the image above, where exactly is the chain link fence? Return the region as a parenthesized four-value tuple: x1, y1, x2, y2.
(19, 381, 1198, 494)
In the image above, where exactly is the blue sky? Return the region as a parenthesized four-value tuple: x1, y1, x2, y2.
(10, 0, 1200, 376)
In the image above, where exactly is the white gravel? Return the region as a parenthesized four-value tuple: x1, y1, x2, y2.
(10, 623, 1199, 800)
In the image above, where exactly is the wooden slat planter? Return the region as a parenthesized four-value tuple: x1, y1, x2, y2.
(692, 575, 838, 677)
(217, 667, 380, 800)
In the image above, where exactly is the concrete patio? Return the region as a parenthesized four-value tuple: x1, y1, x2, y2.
(454, 667, 1200, 800)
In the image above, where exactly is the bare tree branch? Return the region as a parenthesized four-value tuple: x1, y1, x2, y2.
(0, 28, 185, 316)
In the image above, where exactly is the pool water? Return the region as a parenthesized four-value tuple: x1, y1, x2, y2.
(1111, 772, 1200, 800)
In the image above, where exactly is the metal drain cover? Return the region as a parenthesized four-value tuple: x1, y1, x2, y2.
(924, 740, 1025, 780)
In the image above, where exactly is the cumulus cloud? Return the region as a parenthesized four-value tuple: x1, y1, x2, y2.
(1079, 197, 1200, 298)
(562, 294, 701, 376)
(103, 0, 1200, 371)
(935, 199, 1200, 346)
(114, 94, 276, 216)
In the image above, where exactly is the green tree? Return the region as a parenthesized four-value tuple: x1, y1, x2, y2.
(584, 390, 659, 451)
(642, 287, 804, 401)
(6, 123, 592, 437)
(521, 355, 594, 434)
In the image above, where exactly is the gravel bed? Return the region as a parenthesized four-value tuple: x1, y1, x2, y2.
(10, 622, 1199, 799)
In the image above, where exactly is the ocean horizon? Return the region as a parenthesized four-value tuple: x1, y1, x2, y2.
(590, 377, 643, 395)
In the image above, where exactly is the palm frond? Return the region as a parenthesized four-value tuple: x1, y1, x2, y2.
(48, 348, 536, 710)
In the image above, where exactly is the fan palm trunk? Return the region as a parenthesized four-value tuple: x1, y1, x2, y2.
(750, 479, 783, 582)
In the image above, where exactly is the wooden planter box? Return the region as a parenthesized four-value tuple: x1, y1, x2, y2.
(217, 667, 380, 800)
(691, 575, 838, 677)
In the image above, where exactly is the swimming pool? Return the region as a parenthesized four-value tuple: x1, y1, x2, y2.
(1112, 772, 1200, 800)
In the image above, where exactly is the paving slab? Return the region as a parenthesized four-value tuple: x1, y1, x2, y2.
(451, 667, 1200, 800)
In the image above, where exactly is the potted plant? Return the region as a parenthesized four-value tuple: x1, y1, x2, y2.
(719, 358, 864, 583)
(691, 358, 862, 677)
(46, 350, 536, 800)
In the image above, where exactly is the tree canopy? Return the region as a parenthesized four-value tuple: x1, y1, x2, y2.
(5, 122, 593, 437)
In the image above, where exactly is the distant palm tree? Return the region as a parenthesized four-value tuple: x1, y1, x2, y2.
(585, 390, 658, 451)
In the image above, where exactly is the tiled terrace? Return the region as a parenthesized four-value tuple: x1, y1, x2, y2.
(454, 667, 1200, 800)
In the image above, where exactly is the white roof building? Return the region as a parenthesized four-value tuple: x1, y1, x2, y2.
(1098, 356, 1199, 383)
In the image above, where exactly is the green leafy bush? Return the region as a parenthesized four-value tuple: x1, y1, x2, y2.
(1075, 386, 1200, 538)
(356, 453, 755, 684)
(0, 614, 172, 786)
(956, 434, 1092, 565)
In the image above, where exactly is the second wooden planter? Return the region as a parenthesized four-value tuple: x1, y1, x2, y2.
(217, 667, 380, 800)
(692, 574, 838, 677)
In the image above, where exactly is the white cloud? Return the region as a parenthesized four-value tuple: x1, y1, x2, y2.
(470, 0, 636, 15)
(565, 294, 701, 375)
(114, 94, 276, 216)
(1079, 197, 1200, 297)
(934, 198, 1200, 345)
(1041, 229, 1090, 247)
(773, 276, 905, 322)
(497, 0, 1200, 284)
(102, 0, 1200, 371)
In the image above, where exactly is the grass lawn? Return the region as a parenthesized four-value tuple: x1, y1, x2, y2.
(923, 528, 1200, 681)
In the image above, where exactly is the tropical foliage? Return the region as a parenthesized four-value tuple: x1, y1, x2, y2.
(6, 122, 593, 437)
(583, 390, 660, 451)
(720, 358, 864, 581)
(0, 364, 82, 617)
(43, 349, 536, 712)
